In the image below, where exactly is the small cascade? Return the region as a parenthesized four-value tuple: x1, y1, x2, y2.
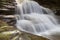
(15, 0, 60, 40)
(17, 13, 57, 33)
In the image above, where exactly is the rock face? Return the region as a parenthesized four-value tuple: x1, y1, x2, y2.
(0, 0, 15, 15)
(0, 0, 16, 25)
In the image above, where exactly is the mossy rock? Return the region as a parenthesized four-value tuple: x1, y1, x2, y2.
(0, 20, 16, 32)
(0, 33, 11, 40)
(0, 30, 19, 40)
(0, 20, 8, 27)
(19, 32, 49, 40)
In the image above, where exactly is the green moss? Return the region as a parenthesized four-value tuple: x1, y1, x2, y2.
(0, 33, 11, 40)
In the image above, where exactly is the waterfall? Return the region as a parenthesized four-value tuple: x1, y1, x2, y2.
(15, 0, 60, 40)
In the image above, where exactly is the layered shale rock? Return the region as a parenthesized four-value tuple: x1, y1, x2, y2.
(0, 0, 15, 15)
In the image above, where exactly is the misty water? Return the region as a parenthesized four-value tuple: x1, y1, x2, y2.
(16, 0, 60, 40)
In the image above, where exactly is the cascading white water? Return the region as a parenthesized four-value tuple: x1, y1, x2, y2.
(15, 0, 60, 40)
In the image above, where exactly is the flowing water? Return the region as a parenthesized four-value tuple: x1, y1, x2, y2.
(15, 0, 60, 40)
